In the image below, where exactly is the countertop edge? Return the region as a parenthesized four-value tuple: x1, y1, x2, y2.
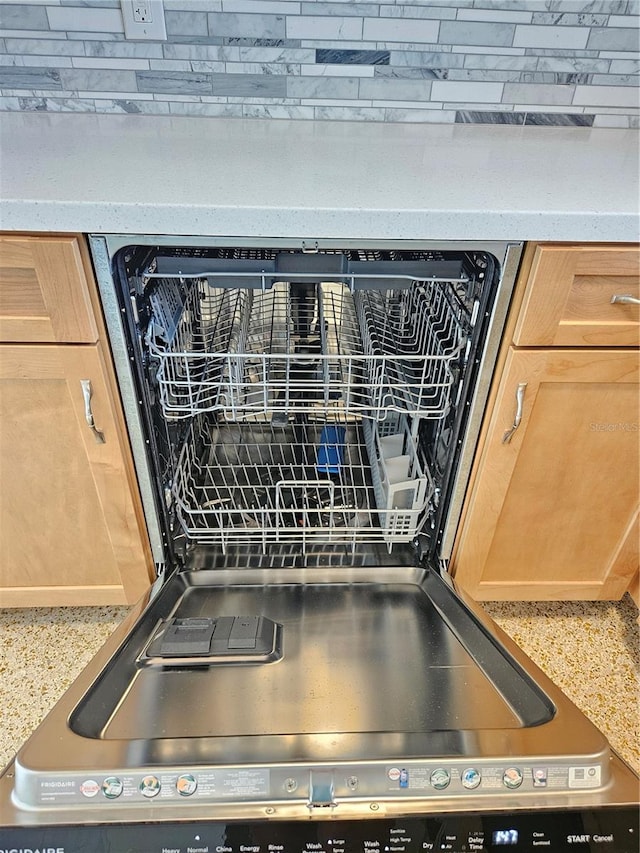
(1, 199, 638, 242)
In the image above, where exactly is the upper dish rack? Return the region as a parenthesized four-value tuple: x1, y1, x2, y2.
(144, 260, 470, 421)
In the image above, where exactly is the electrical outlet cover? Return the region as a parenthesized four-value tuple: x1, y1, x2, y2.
(121, 0, 167, 41)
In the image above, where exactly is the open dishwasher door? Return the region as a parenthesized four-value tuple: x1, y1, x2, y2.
(1, 238, 637, 850)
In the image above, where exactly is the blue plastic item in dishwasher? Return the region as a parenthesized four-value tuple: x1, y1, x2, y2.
(316, 425, 346, 475)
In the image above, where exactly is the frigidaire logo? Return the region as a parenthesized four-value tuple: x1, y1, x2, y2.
(0, 847, 64, 853)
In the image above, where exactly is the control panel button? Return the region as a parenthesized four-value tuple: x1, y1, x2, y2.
(176, 773, 198, 796)
(430, 768, 451, 790)
(101, 777, 123, 799)
(461, 768, 481, 789)
(503, 767, 524, 789)
(140, 775, 161, 798)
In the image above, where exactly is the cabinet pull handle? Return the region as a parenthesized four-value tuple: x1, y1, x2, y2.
(611, 293, 640, 306)
(80, 379, 106, 444)
(502, 382, 527, 444)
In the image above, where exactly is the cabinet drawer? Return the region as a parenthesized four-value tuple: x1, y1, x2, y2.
(0, 235, 98, 343)
(514, 244, 640, 347)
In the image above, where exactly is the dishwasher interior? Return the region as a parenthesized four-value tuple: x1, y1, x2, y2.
(122, 245, 494, 565)
(3, 239, 638, 842)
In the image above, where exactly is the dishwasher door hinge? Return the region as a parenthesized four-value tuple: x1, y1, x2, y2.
(438, 558, 454, 584)
(412, 536, 452, 582)
(148, 562, 167, 600)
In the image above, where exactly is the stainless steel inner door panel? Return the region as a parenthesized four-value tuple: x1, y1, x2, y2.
(70, 569, 550, 743)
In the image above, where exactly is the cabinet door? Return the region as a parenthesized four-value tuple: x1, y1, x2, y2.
(0, 235, 98, 343)
(0, 344, 152, 606)
(453, 348, 639, 600)
(514, 244, 640, 347)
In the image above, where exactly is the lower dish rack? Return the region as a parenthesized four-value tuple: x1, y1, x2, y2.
(171, 413, 433, 551)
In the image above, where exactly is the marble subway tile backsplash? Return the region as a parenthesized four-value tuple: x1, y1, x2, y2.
(0, 0, 637, 125)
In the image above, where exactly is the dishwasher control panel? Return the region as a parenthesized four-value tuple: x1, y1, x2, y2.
(23, 760, 607, 808)
(1, 810, 637, 853)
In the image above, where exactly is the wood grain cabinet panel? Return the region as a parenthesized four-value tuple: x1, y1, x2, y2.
(0, 235, 98, 343)
(453, 348, 639, 600)
(0, 344, 152, 607)
(627, 568, 640, 611)
(0, 232, 153, 607)
(514, 244, 640, 348)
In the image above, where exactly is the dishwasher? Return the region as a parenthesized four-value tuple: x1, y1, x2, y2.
(0, 236, 637, 852)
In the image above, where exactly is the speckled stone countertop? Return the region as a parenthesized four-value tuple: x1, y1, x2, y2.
(0, 112, 638, 241)
(0, 597, 638, 775)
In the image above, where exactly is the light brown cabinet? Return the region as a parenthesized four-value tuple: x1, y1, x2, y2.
(0, 234, 153, 607)
(453, 244, 640, 601)
(514, 244, 640, 348)
(0, 235, 99, 343)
